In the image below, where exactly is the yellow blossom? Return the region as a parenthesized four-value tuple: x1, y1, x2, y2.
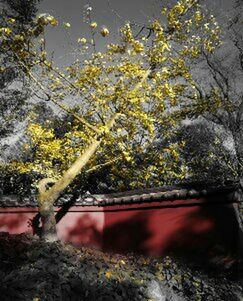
(78, 37, 87, 44)
(90, 22, 97, 29)
(100, 27, 109, 37)
(63, 22, 71, 28)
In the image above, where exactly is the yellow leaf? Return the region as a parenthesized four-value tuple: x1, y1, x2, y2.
(119, 260, 126, 265)
(101, 27, 109, 37)
(90, 22, 97, 29)
(105, 271, 111, 279)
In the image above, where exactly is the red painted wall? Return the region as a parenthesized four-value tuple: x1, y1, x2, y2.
(0, 196, 239, 258)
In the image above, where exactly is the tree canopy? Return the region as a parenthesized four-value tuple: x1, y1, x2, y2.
(2, 0, 221, 192)
(0, 0, 42, 146)
(176, 0, 243, 184)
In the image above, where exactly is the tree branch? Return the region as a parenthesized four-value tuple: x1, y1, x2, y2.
(11, 52, 100, 134)
(85, 156, 121, 174)
(40, 113, 120, 205)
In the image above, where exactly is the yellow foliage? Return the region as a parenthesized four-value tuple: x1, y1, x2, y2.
(90, 22, 97, 29)
(105, 271, 112, 279)
(2, 0, 221, 189)
(100, 27, 109, 37)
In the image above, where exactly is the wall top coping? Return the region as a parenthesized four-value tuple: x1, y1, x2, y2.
(0, 181, 238, 208)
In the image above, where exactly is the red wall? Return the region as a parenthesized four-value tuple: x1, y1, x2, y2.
(0, 197, 239, 258)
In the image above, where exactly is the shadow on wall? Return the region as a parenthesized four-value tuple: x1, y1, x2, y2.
(102, 198, 239, 262)
(162, 202, 239, 259)
(64, 213, 102, 249)
(2, 194, 238, 265)
(0, 213, 34, 233)
(103, 211, 152, 254)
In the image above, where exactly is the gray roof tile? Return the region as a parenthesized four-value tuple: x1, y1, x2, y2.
(0, 182, 238, 208)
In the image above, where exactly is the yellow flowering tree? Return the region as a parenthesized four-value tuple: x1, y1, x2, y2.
(1, 0, 220, 240)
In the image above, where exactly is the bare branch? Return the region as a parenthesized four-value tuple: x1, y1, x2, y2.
(202, 51, 229, 100)
(27, 69, 100, 134)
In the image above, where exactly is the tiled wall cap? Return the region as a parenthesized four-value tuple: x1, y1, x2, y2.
(0, 182, 238, 207)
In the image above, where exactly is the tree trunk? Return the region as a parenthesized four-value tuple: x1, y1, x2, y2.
(230, 113, 243, 267)
(37, 178, 58, 241)
(234, 134, 243, 179)
(234, 103, 243, 177)
(36, 138, 103, 240)
(36, 114, 120, 240)
(39, 200, 57, 242)
(232, 179, 243, 269)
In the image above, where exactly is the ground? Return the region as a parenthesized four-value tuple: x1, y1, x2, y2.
(0, 232, 242, 301)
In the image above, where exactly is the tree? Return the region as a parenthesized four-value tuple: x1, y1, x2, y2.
(174, 0, 243, 228)
(176, 119, 236, 182)
(2, 0, 220, 240)
(0, 0, 42, 150)
(178, 0, 242, 177)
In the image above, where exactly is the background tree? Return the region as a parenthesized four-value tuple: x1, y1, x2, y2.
(176, 120, 236, 181)
(0, 0, 47, 196)
(0, 0, 42, 141)
(176, 0, 243, 180)
(170, 0, 243, 228)
(0, 0, 49, 194)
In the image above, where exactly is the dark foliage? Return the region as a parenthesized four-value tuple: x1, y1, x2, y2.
(0, 233, 242, 301)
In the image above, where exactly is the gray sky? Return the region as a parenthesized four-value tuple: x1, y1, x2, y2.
(38, 0, 159, 64)
(38, 0, 234, 65)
